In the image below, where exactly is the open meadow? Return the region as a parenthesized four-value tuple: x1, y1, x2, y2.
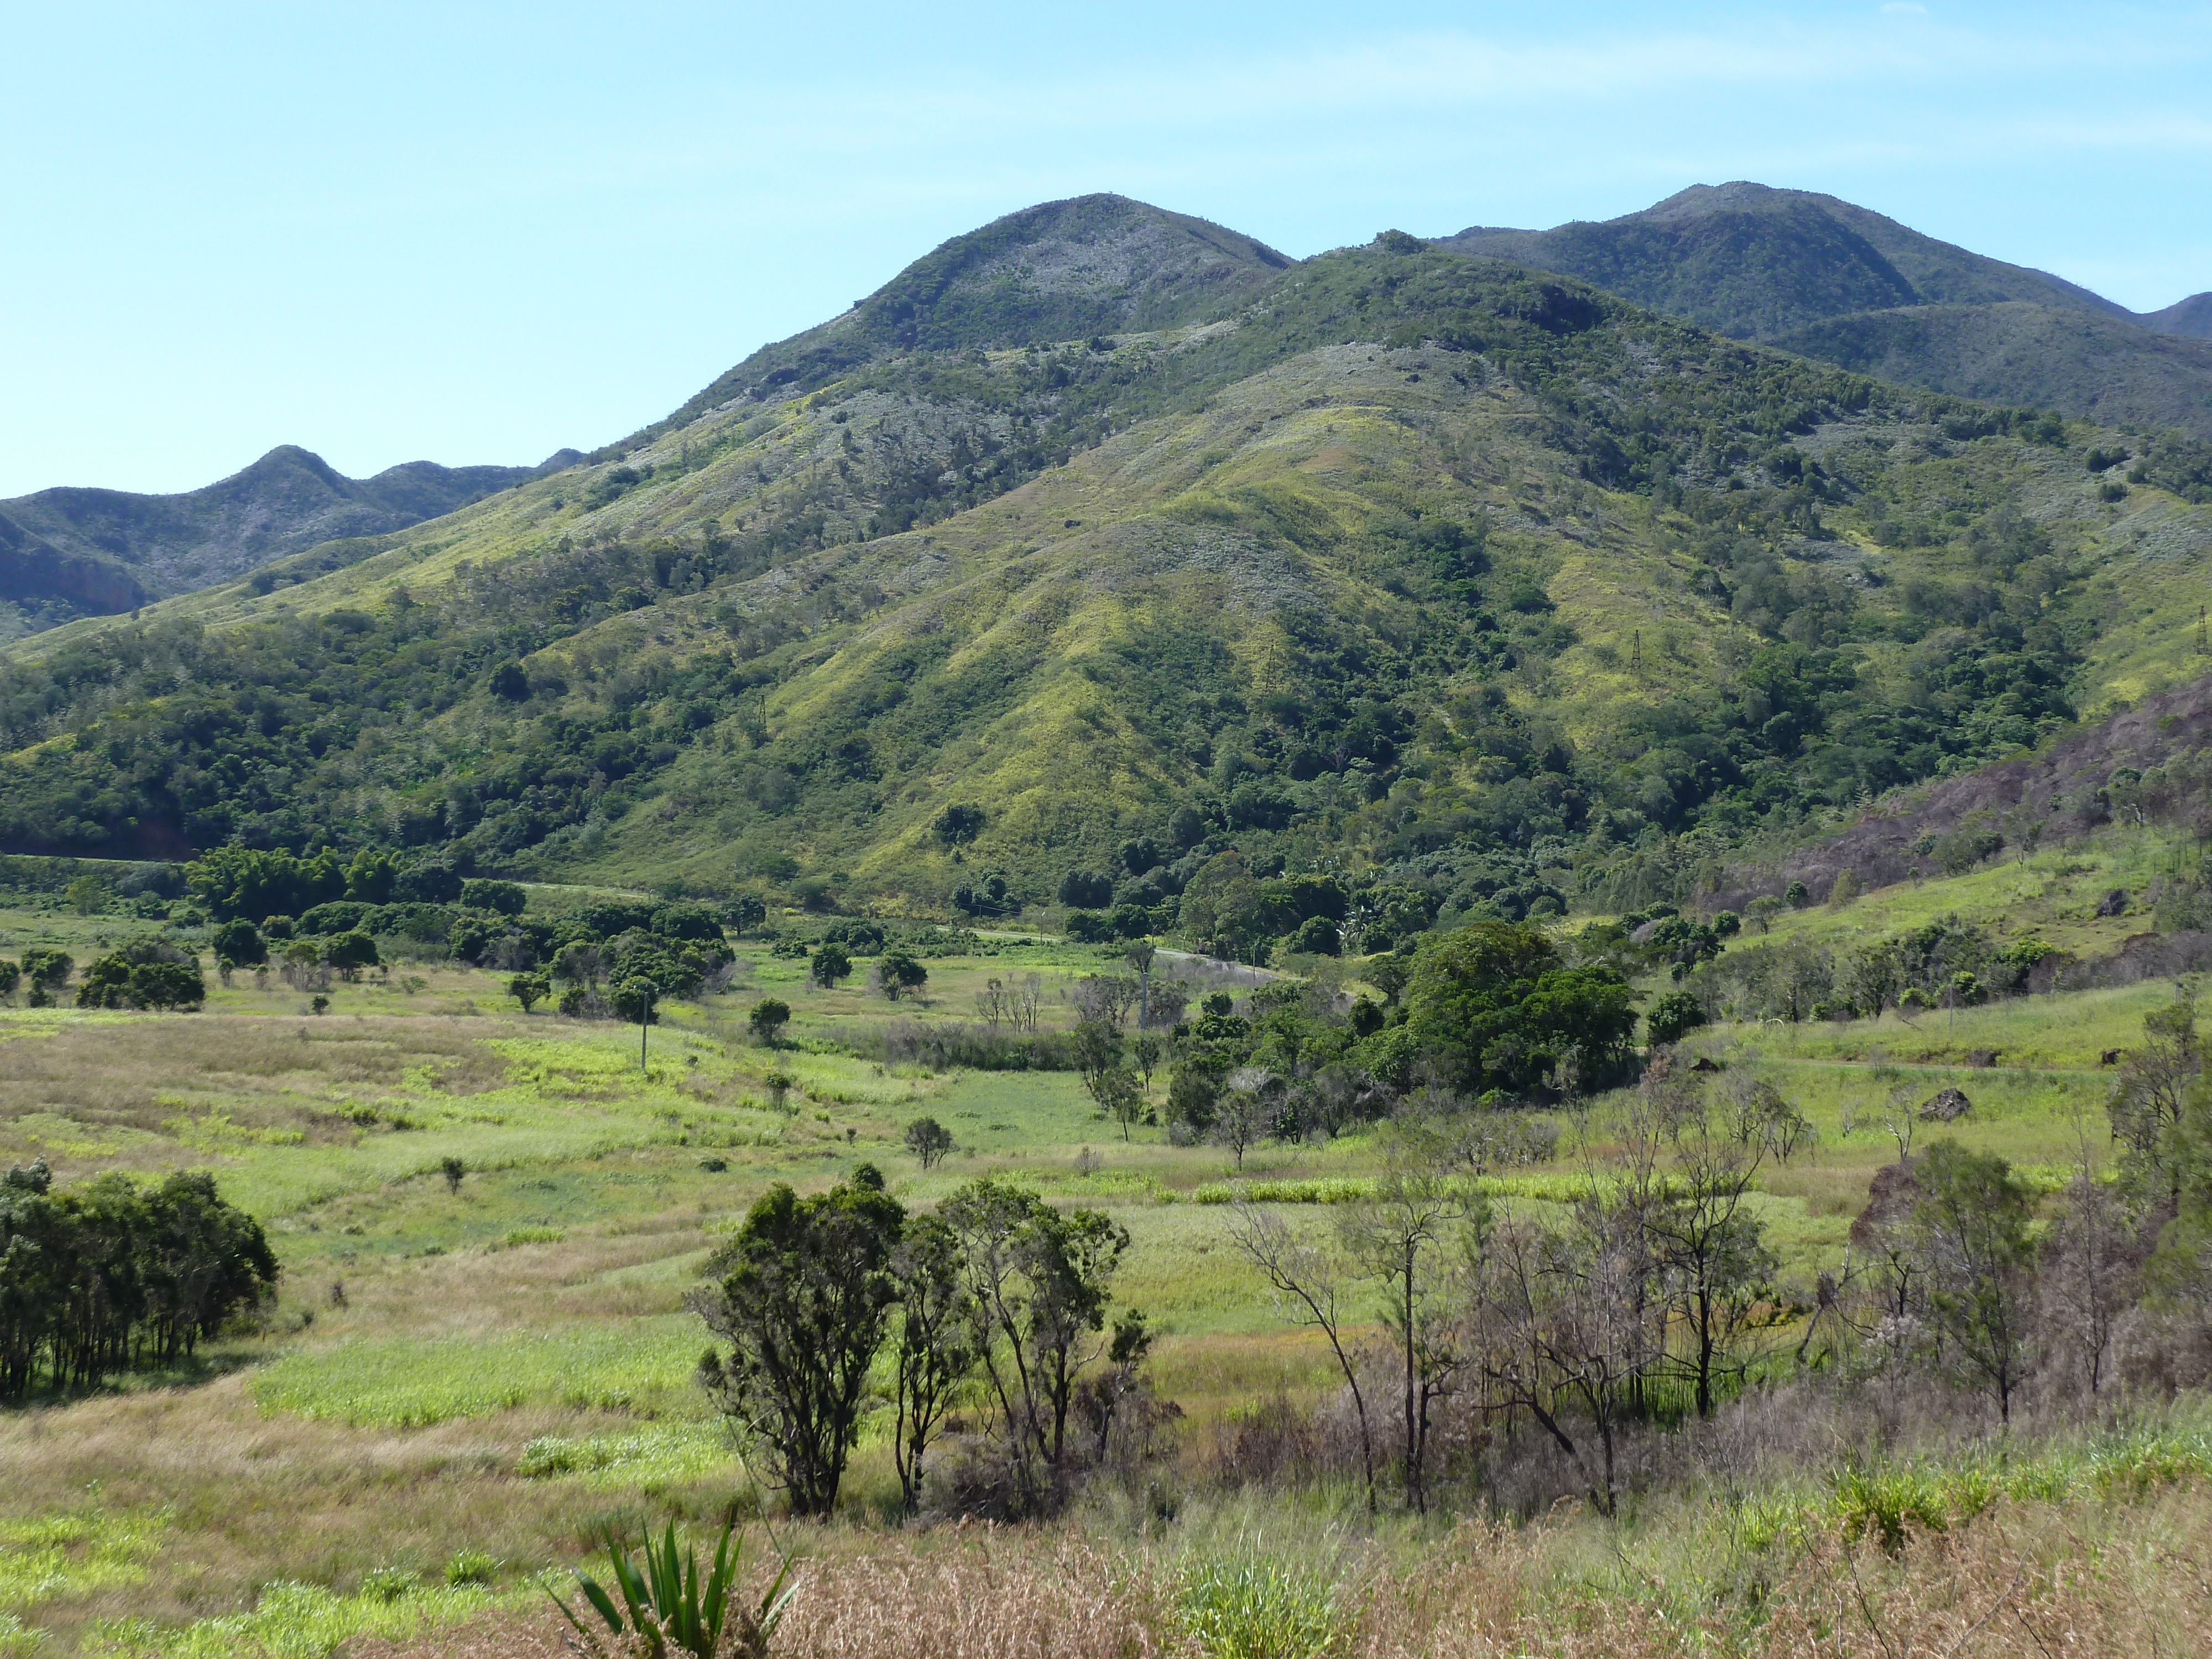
(4, 869, 2211, 1657)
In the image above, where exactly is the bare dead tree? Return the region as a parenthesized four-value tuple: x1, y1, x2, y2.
(1226, 1199, 1378, 1514)
(1339, 1116, 1484, 1513)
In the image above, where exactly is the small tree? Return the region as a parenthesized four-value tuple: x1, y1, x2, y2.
(1844, 941, 1906, 1020)
(1828, 869, 1861, 908)
(810, 942, 852, 990)
(940, 1178, 1130, 1510)
(1641, 1093, 1777, 1417)
(1339, 1117, 1484, 1512)
(1124, 940, 1157, 1029)
(1227, 1199, 1379, 1513)
(2042, 1167, 2137, 1397)
(508, 973, 550, 1013)
(1912, 1139, 2038, 1421)
(748, 998, 791, 1045)
(441, 1156, 466, 1195)
(889, 1212, 975, 1511)
(325, 931, 379, 981)
(2110, 986, 2201, 1203)
(1132, 1033, 1163, 1091)
(1210, 1075, 1270, 1171)
(932, 804, 986, 847)
(611, 977, 660, 1024)
(1645, 990, 1705, 1045)
(691, 1178, 907, 1519)
(211, 919, 267, 968)
(904, 1116, 954, 1169)
(875, 950, 927, 1002)
(1072, 1021, 1143, 1141)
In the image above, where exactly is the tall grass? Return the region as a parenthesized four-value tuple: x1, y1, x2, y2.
(253, 1321, 708, 1426)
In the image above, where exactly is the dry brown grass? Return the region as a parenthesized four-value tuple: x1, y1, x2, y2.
(353, 1530, 1167, 1659)
(0, 1373, 653, 1646)
(353, 1488, 2212, 1659)
(0, 1014, 508, 1179)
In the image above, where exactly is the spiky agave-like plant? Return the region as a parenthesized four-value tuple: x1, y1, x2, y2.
(556, 1515, 798, 1659)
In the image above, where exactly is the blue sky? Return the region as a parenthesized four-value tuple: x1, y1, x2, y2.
(4, 1, 2209, 496)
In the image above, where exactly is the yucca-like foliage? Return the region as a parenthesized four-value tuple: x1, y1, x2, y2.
(555, 1517, 796, 1659)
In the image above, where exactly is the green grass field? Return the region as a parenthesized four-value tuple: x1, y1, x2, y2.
(0, 880, 2178, 1656)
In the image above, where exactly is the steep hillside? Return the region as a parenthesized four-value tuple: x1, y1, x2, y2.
(0, 445, 562, 635)
(1777, 302, 2212, 436)
(1435, 182, 2212, 438)
(1436, 184, 2127, 338)
(2143, 291, 2212, 340)
(614, 194, 1291, 458)
(5, 210, 2211, 939)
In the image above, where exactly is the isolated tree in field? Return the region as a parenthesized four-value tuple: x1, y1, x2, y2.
(889, 1212, 975, 1512)
(1639, 1088, 1777, 1416)
(2110, 987, 2201, 1203)
(748, 998, 791, 1045)
(1227, 1198, 1378, 1512)
(903, 1116, 954, 1169)
(2042, 1165, 2137, 1397)
(875, 949, 927, 1001)
(508, 973, 549, 1013)
(1209, 1070, 1272, 1171)
(441, 1157, 466, 1194)
(810, 942, 852, 990)
(691, 1177, 906, 1518)
(1339, 1117, 1484, 1511)
(940, 1177, 1129, 1511)
(324, 931, 378, 980)
(1072, 1021, 1142, 1140)
(1124, 940, 1156, 1029)
(1911, 1139, 2037, 1422)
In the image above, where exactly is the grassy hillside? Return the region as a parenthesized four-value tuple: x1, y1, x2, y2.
(2, 213, 2210, 936)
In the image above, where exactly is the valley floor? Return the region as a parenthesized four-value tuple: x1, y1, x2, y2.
(0, 896, 2206, 1655)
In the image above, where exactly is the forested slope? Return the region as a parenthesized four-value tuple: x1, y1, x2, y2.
(6, 199, 2212, 930)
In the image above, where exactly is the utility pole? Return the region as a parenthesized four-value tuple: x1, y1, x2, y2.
(640, 984, 654, 1070)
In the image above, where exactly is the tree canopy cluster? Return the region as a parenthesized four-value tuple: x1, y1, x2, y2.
(0, 1162, 276, 1401)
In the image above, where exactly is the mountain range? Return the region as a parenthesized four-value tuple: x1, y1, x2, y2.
(11, 182, 2205, 641)
(3, 190, 2209, 930)
(1437, 182, 2212, 436)
(0, 445, 576, 639)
